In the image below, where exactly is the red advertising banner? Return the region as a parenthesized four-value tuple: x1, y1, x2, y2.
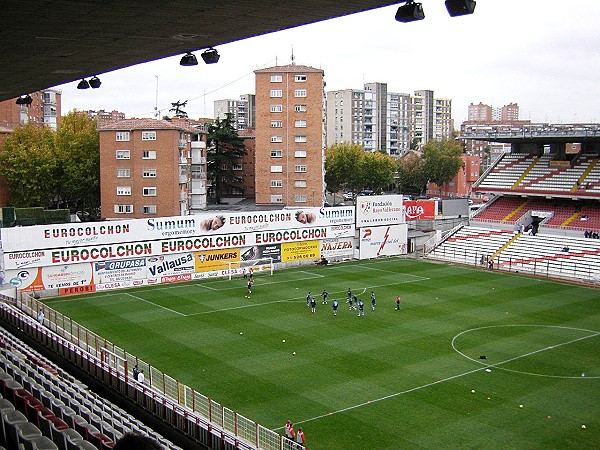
(403, 200, 436, 221)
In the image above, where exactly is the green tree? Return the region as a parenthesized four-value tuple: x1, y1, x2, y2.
(54, 111, 100, 219)
(360, 151, 397, 194)
(397, 151, 429, 195)
(0, 123, 58, 207)
(324, 143, 364, 196)
(207, 114, 246, 204)
(422, 139, 464, 196)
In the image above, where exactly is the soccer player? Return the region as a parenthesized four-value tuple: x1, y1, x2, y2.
(246, 278, 253, 296)
(347, 295, 354, 310)
(352, 294, 359, 310)
(358, 299, 365, 316)
(396, 295, 401, 310)
(321, 289, 329, 304)
(332, 299, 339, 316)
(371, 291, 376, 311)
(310, 295, 317, 313)
(347, 288, 352, 303)
(306, 291, 312, 308)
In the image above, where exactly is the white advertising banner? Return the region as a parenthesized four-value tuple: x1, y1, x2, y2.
(1, 207, 355, 253)
(320, 238, 354, 258)
(4, 225, 355, 269)
(356, 195, 404, 228)
(359, 224, 408, 259)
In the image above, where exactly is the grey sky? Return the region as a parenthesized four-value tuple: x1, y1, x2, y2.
(58, 0, 600, 126)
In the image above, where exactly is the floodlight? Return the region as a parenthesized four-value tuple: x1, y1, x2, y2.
(89, 76, 102, 89)
(445, 0, 476, 17)
(77, 79, 90, 89)
(15, 95, 33, 105)
(180, 52, 198, 66)
(201, 47, 220, 64)
(395, 1, 425, 23)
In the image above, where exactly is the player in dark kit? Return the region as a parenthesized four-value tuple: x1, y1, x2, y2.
(358, 299, 365, 316)
(332, 299, 339, 316)
(310, 295, 317, 313)
(371, 291, 376, 311)
(306, 291, 312, 308)
(321, 290, 329, 304)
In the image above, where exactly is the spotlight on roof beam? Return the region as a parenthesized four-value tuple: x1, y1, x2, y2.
(77, 79, 90, 89)
(89, 76, 102, 89)
(15, 95, 33, 105)
(445, 0, 476, 17)
(201, 47, 220, 64)
(179, 52, 198, 66)
(395, 1, 425, 23)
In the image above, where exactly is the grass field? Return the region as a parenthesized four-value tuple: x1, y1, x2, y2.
(45, 258, 600, 449)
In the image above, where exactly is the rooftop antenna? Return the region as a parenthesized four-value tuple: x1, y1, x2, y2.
(154, 75, 159, 117)
(291, 45, 295, 65)
(275, 55, 278, 66)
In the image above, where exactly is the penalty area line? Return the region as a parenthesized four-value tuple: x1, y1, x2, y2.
(124, 293, 186, 316)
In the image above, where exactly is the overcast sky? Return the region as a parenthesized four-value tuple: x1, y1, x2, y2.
(57, 0, 600, 126)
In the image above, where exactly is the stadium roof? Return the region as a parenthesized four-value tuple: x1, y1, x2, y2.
(0, 0, 398, 102)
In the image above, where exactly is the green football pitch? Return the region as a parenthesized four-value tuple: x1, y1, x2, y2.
(46, 258, 600, 450)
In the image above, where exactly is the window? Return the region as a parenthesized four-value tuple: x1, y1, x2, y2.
(294, 165, 307, 173)
(271, 120, 283, 128)
(270, 180, 283, 188)
(270, 195, 283, 203)
(295, 74, 307, 82)
(295, 150, 307, 158)
(271, 135, 283, 143)
(142, 168, 157, 178)
(270, 165, 283, 173)
(141, 131, 156, 140)
(295, 119, 307, 128)
(270, 89, 283, 98)
(142, 150, 156, 159)
(294, 89, 307, 97)
(270, 104, 283, 113)
(116, 186, 131, 196)
(116, 150, 130, 160)
(116, 132, 130, 141)
(114, 204, 133, 214)
(294, 195, 307, 203)
(143, 187, 157, 196)
(294, 135, 307, 143)
(270, 150, 283, 158)
(116, 168, 130, 178)
(270, 74, 282, 82)
(141, 205, 157, 214)
(294, 180, 307, 188)
(233, 163, 243, 170)
(295, 104, 307, 112)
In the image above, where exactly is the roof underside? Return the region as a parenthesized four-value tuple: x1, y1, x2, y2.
(0, 0, 399, 102)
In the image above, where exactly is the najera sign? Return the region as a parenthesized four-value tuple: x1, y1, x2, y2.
(403, 200, 436, 221)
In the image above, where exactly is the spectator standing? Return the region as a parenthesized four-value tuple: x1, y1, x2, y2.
(137, 369, 145, 384)
(37, 309, 45, 326)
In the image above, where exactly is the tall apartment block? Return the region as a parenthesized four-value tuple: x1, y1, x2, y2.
(468, 102, 520, 123)
(0, 89, 61, 130)
(411, 90, 452, 147)
(98, 118, 207, 219)
(214, 94, 256, 130)
(327, 84, 448, 155)
(254, 64, 325, 207)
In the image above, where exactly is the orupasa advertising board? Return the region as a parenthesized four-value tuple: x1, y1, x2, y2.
(1, 206, 355, 253)
(356, 195, 404, 228)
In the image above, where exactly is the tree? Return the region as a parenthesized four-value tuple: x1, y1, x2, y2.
(206, 114, 246, 204)
(54, 111, 100, 219)
(421, 139, 464, 196)
(325, 143, 396, 196)
(397, 151, 429, 196)
(324, 143, 364, 195)
(0, 124, 58, 207)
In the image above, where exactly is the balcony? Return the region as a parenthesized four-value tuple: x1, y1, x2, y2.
(179, 139, 187, 149)
(191, 141, 206, 149)
(191, 155, 206, 165)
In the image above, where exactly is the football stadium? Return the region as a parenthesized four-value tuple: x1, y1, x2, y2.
(1, 175, 600, 449)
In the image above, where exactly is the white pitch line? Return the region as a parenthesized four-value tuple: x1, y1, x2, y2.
(290, 331, 598, 428)
(185, 297, 301, 316)
(124, 293, 186, 316)
(299, 270, 325, 278)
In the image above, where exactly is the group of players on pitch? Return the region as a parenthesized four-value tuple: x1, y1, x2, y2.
(306, 288, 387, 316)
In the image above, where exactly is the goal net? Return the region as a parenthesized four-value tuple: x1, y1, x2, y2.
(228, 257, 274, 280)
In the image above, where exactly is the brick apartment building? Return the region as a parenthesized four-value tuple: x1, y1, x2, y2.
(254, 64, 325, 207)
(98, 118, 207, 219)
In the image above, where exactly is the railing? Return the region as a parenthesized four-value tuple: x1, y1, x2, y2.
(3, 292, 304, 450)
